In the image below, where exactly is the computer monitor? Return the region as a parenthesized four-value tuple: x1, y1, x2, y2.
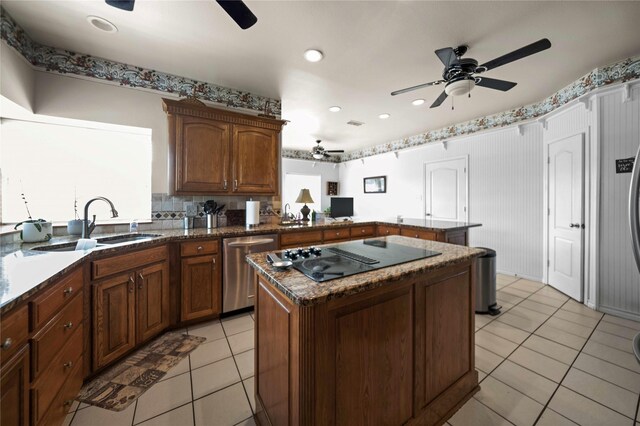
(330, 197, 354, 218)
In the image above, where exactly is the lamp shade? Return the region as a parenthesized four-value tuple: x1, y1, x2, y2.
(295, 188, 314, 204)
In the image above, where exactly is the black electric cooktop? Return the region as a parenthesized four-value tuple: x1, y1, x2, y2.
(279, 239, 441, 283)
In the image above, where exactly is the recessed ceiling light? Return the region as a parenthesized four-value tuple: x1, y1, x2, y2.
(379, 113, 390, 119)
(329, 106, 341, 112)
(412, 99, 425, 106)
(87, 16, 118, 33)
(304, 49, 324, 63)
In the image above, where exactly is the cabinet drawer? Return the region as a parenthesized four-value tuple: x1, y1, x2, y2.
(181, 240, 219, 257)
(280, 231, 322, 248)
(323, 228, 351, 241)
(92, 245, 167, 280)
(400, 228, 438, 240)
(37, 360, 83, 426)
(0, 305, 29, 365)
(31, 326, 83, 424)
(31, 293, 83, 379)
(377, 225, 400, 236)
(30, 268, 83, 331)
(350, 225, 375, 239)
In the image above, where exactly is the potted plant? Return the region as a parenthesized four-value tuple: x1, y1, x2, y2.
(13, 192, 52, 242)
(67, 191, 83, 236)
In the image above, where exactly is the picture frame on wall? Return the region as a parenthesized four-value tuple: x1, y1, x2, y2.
(363, 176, 386, 193)
(327, 181, 338, 196)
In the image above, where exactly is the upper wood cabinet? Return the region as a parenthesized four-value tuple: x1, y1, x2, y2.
(163, 98, 286, 195)
(232, 125, 278, 194)
(176, 116, 230, 193)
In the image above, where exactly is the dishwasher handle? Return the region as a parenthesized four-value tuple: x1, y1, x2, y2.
(227, 238, 276, 247)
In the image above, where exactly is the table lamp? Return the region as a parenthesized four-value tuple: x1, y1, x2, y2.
(295, 189, 314, 222)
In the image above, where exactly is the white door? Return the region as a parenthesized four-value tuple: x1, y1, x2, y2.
(548, 134, 584, 301)
(424, 157, 468, 221)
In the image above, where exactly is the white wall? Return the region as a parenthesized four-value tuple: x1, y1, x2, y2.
(0, 43, 35, 112)
(597, 85, 640, 319)
(339, 125, 545, 280)
(281, 158, 339, 211)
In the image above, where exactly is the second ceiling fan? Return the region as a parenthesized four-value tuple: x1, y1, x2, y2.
(391, 38, 551, 108)
(105, 0, 258, 30)
(312, 140, 344, 159)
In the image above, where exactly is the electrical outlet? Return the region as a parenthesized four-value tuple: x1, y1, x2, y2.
(185, 203, 197, 217)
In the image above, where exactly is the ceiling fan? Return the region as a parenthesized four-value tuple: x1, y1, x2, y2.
(105, 0, 258, 30)
(391, 38, 551, 108)
(312, 140, 344, 159)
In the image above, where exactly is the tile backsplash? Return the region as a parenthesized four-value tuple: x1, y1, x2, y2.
(150, 193, 280, 230)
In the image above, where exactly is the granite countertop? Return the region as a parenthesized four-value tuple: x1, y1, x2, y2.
(246, 235, 485, 306)
(0, 218, 481, 313)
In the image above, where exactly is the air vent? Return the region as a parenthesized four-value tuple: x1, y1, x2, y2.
(347, 120, 364, 126)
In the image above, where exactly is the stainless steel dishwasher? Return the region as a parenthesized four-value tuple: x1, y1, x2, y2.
(223, 234, 278, 313)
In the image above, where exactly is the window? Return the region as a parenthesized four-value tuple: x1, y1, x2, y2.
(0, 118, 152, 224)
(283, 173, 321, 217)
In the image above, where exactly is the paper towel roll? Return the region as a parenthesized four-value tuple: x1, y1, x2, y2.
(246, 201, 260, 226)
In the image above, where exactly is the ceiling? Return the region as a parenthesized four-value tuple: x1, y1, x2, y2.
(3, 1, 640, 153)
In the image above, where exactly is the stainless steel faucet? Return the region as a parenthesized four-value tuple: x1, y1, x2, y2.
(283, 203, 294, 221)
(82, 197, 119, 238)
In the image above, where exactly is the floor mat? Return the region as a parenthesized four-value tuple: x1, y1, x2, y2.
(76, 331, 205, 411)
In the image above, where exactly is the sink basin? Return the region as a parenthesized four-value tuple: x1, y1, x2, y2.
(279, 221, 303, 227)
(31, 233, 162, 252)
(96, 233, 162, 245)
(31, 242, 106, 252)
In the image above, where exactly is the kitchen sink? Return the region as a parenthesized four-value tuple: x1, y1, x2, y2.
(96, 233, 162, 244)
(31, 233, 162, 252)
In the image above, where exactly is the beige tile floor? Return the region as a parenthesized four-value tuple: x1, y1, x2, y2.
(64, 275, 640, 426)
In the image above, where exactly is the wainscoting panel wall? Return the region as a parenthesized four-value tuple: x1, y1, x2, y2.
(339, 125, 545, 280)
(598, 86, 640, 319)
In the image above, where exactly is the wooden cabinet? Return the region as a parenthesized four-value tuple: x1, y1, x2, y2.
(93, 273, 136, 369)
(174, 116, 230, 193)
(136, 262, 170, 343)
(181, 254, 221, 321)
(377, 224, 400, 236)
(401, 227, 439, 240)
(180, 240, 221, 322)
(163, 98, 286, 196)
(92, 245, 170, 370)
(1, 345, 29, 426)
(1, 305, 28, 365)
(350, 225, 375, 239)
(280, 230, 323, 249)
(323, 228, 350, 242)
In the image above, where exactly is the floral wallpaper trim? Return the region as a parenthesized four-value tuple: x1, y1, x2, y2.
(281, 148, 340, 163)
(0, 7, 281, 116)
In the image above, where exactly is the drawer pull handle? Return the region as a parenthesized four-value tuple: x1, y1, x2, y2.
(415, 234, 419, 238)
(224, 179, 228, 190)
(336, 232, 340, 236)
(386, 230, 390, 234)
(63, 287, 73, 295)
(64, 361, 73, 368)
(197, 246, 203, 251)
(63, 322, 73, 330)
(139, 273, 144, 281)
(1, 338, 12, 350)
(234, 179, 238, 191)
(212, 258, 216, 265)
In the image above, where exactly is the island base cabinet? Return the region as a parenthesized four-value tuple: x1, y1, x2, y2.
(254, 259, 478, 426)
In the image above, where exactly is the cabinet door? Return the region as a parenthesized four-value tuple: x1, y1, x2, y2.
(175, 116, 230, 193)
(181, 254, 221, 321)
(0, 345, 29, 426)
(232, 125, 278, 194)
(137, 262, 170, 343)
(93, 273, 136, 369)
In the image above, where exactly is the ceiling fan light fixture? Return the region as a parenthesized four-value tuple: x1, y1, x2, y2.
(444, 79, 475, 97)
(412, 99, 425, 106)
(312, 153, 325, 160)
(328, 106, 341, 112)
(378, 113, 390, 119)
(86, 16, 118, 33)
(304, 49, 324, 63)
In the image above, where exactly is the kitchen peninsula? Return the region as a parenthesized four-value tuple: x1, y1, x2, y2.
(247, 235, 485, 425)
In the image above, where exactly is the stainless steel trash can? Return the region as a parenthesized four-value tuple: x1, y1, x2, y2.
(475, 248, 501, 315)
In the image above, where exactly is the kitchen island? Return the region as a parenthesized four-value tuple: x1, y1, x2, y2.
(246, 236, 485, 426)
